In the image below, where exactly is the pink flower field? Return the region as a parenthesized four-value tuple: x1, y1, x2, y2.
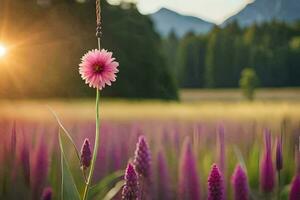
(0, 115, 299, 199)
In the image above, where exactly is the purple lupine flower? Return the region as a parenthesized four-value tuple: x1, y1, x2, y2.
(11, 122, 17, 157)
(178, 138, 201, 200)
(122, 163, 139, 200)
(41, 187, 52, 200)
(208, 164, 224, 200)
(32, 138, 49, 200)
(289, 174, 300, 200)
(217, 125, 225, 173)
(231, 164, 249, 200)
(80, 138, 92, 170)
(260, 129, 275, 193)
(133, 136, 151, 179)
(276, 137, 283, 171)
(156, 151, 171, 200)
(20, 138, 30, 185)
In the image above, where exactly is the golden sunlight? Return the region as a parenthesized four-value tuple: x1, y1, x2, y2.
(0, 44, 7, 58)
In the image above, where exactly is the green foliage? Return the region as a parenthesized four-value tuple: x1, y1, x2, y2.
(88, 171, 123, 199)
(162, 30, 179, 77)
(177, 33, 207, 88)
(101, 2, 178, 100)
(53, 109, 125, 200)
(239, 68, 259, 101)
(288, 36, 300, 86)
(172, 20, 300, 89)
(204, 26, 222, 88)
(102, 180, 125, 200)
(0, 0, 178, 100)
(59, 131, 81, 200)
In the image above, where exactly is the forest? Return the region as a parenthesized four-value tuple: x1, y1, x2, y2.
(170, 21, 300, 89)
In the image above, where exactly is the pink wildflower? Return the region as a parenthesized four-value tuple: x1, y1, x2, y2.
(79, 49, 119, 90)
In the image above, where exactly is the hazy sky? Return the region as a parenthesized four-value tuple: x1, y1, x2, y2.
(136, 0, 252, 24)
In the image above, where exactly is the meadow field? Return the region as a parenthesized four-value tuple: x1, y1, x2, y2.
(2, 0, 300, 199)
(0, 89, 300, 199)
(1, 88, 300, 121)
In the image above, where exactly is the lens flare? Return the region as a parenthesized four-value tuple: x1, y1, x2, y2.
(0, 44, 7, 58)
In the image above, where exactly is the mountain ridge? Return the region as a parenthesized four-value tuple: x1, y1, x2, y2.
(222, 0, 300, 26)
(149, 8, 215, 37)
(149, 0, 300, 37)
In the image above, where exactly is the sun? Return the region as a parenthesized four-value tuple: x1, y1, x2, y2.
(0, 44, 7, 58)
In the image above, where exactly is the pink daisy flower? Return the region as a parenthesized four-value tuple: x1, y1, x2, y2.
(79, 49, 119, 90)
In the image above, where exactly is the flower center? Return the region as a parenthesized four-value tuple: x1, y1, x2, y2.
(94, 65, 103, 73)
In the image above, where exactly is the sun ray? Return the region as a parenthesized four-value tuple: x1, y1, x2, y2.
(0, 44, 7, 58)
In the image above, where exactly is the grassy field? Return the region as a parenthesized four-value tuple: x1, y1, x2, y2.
(0, 88, 299, 124)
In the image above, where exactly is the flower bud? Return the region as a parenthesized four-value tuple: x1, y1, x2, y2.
(80, 138, 92, 170)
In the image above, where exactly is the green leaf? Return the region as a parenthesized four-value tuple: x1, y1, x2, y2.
(233, 145, 246, 168)
(48, 106, 80, 160)
(102, 180, 125, 200)
(59, 131, 81, 200)
(280, 184, 290, 200)
(88, 170, 123, 199)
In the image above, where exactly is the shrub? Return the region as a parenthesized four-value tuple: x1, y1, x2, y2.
(239, 68, 259, 101)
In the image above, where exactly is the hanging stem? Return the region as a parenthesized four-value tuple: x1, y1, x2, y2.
(83, 1, 101, 199)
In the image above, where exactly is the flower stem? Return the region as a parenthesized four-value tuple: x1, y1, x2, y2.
(277, 171, 281, 200)
(83, 1, 101, 198)
(83, 89, 100, 200)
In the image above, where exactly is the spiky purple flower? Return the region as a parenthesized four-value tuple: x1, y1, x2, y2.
(20, 139, 30, 185)
(276, 137, 283, 171)
(231, 165, 249, 200)
(289, 174, 300, 200)
(133, 136, 151, 178)
(260, 129, 275, 193)
(41, 187, 52, 200)
(178, 138, 201, 200)
(80, 138, 92, 170)
(122, 163, 139, 200)
(156, 151, 171, 200)
(32, 138, 49, 200)
(11, 122, 17, 157)
(208, 164, 224, 200)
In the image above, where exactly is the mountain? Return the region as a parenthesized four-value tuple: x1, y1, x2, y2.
(150, 8, 214, 37)
(223, 0, 300, 26)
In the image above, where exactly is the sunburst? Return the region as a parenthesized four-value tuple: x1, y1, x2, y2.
(0, 44, 7, 58)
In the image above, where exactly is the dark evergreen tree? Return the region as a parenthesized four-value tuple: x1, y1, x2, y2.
(162, 30, 179, 77)
(177, 34, 207, 88)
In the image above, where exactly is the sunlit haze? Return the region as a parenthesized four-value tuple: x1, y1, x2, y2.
(136, 0, 252, 24)
(0, 44, 7, 58)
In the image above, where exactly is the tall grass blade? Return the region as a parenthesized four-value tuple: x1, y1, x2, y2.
(103, 180, 125, 200)
(48, 106, 80, 160)
(88, 170, 123, 199)
(59, 131, 81, 200)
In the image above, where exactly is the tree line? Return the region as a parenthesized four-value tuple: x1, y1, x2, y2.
(167, 21, 300, 89)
